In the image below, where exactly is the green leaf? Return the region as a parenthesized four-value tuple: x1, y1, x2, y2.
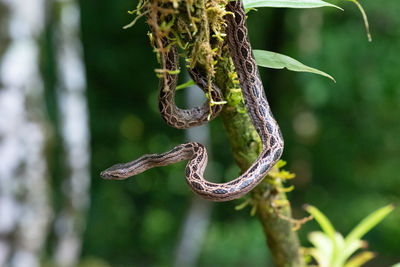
(243, 0, 343, 10)
(343, 239, 364, 259)
(345, 204, 394, 246)
(307, 247, 330, 267)
(253, 49, 336, 82)
(344, 251, 376, 267)
(308, 231, 333, 261)
(304, 205, 336, 241)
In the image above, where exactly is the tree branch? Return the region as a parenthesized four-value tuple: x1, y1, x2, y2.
(215, 47, 304, 267)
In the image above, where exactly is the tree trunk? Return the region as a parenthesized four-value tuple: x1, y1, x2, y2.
(0, 1, 52, 266)
(51, 0, 91, 266)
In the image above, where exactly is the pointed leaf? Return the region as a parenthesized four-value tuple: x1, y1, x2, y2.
(304, 205, 336, 241)
(243, 0, 343, 10)
(343, 239, 364, 259)
(253, 49, 335, 82)
(345, 204, 394, 246)
(344, 251, 376, 267)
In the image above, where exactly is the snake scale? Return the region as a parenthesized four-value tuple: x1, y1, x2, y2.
(100, 0, 284, 202)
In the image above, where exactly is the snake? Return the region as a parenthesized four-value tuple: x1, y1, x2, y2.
(100, 0, 284, 202)
(158, 42, 225, 128)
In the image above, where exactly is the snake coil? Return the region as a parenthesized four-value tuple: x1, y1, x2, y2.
(101, 0, 284, 202)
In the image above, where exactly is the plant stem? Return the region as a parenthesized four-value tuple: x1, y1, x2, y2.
(215, 48, 304, 267)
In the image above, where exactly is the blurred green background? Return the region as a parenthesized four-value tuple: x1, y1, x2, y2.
(2, 0, 398, 266)
(80, 0, 399, 266)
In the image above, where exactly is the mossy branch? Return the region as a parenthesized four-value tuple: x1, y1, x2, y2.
(214, 48, 305, 267)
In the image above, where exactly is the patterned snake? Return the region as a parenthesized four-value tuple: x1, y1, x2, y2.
(100, 0, 284, 201)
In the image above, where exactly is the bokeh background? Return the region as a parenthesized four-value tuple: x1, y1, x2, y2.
(0, 0, 399, 266)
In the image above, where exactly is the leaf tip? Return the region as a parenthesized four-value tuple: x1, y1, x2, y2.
(387, 203, 396, 211)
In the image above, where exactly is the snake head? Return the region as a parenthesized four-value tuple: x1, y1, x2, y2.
(100, 170, 116, 180)
(100, 163, 131, 180)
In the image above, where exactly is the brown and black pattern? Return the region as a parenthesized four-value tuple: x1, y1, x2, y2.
(101, 0, 284, 202)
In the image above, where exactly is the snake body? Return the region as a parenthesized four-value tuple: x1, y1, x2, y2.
(158, 43, 224, 128)
(100, 0, 284, 201)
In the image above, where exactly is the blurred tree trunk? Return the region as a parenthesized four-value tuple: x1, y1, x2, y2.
(50, 0, 91, 266)
(0, 1, 52, 266)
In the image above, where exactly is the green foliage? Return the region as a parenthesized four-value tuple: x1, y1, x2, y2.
(243, 0, 339, 82)
(304, 204, 394, 267)
(253, 49, 335, 81)
(242, 0, 342, 10)
(244, 0, 373, 83)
